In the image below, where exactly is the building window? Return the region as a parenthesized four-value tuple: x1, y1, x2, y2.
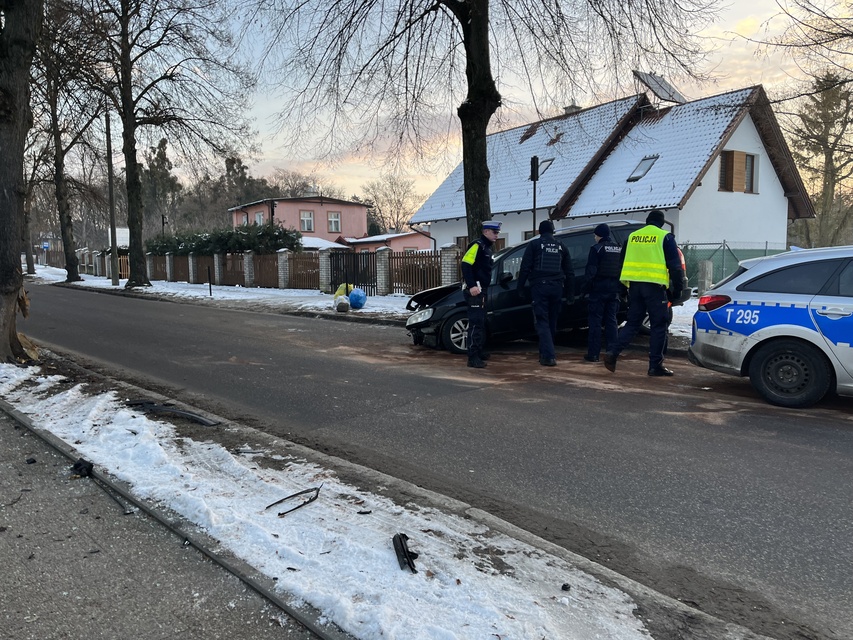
(538, 158, 555, 176)
(300, 210, 314, 232)
(241, 213, 248, 224)
(327, 211, 341, 233)
(455, 236, 468, 250)
(254, 212, 264, 225)
(404, 247, 418, 254)
(523, 230, 537, 241)
(719, 150, 758, 193)
(627, 155, 658, 182)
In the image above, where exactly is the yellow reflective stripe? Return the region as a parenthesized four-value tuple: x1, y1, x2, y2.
(462, 243, 479, 265)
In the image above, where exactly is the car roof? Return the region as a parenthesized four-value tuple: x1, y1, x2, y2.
(739, 245, 853, 271)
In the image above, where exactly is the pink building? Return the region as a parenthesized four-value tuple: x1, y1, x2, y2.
(345, 231, 434, 253)
(229, 196, 369, 243)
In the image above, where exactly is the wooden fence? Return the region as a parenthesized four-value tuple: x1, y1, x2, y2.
(289, 252, 319, 289)
(253, 254, 279, 288)
(389, 251, 441, 295)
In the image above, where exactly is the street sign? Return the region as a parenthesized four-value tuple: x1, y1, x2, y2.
(42, 242, 49, 250)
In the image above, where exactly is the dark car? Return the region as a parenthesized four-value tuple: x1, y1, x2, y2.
(406, 219, 690, 354)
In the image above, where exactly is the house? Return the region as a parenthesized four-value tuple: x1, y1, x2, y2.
(229, 196, 369, 244)
(410, 85, 814, 251)
(344, 231, 434, 253)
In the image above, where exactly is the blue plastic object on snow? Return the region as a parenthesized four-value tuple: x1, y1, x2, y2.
(349, 288, 367, 309)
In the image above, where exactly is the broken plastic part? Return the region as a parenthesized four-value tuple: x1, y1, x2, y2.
(392, 533, 418, 573)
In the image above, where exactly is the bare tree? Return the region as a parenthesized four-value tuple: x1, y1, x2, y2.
(362, 173, 424, 234)
(32, 0, 104, 282)
(249, 0, 715, 240)
(81, 0, 255, 288)
(770, 0, 853, 74)
(0, 0, 44, 362)
(268, 167, 346, 199)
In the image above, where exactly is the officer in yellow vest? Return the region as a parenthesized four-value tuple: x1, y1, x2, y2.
(603, 209, 684, 376)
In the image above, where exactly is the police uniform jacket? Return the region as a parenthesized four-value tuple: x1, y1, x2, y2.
(517, 233, 573, 291)
(461, 235, 495, 290)
(584, 236, 622, 294)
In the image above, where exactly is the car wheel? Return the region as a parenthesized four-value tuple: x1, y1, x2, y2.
(441, 313, 469, 355)
(748, 339, 832, 408)
(638, 306, 674, 336)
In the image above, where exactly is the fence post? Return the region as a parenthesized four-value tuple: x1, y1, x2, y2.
(243, 250, 254, 288)
(376, 247, 392, 296)
(721, 240, 727, 279)
(93, 251, 101, 277)
(165, 252, 174, 281)
(698, 260, 714, 295)
(146, 253, 154, 280)
(214, 252, 223, 286)
(277, 248, 290, 289)
(105, 252, 113, 280)
(440, 243, 460, 287)
(319, 248, 332, 293)
(188, 252, 198, 284)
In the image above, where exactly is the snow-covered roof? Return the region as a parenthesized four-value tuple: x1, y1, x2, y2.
(345, 231, 422, 244)
(410, 85, 814, 224)
(566, 87, 755, 217)
(299, 237, 350, 250)
(410, 95, 644, 224)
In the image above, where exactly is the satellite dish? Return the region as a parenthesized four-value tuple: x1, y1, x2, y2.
(632, 70, 687, 104)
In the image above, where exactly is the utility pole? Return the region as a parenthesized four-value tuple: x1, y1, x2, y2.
(530, 156, 539, 235)
(105, 108, 119, 286)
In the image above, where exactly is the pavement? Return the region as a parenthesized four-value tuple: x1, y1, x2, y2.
(0, 409, 320, 640)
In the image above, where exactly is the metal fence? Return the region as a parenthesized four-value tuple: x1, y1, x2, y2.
(682, 241, 788, 285)
(330, 251, 377, 296)
(389, 251, 441, 295)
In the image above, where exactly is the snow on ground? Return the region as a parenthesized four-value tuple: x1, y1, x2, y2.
(1, 265, 704, 638)
(24, 264, 699, 336)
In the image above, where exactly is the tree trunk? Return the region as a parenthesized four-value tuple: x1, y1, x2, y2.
(446, 0, 502, 241)
(53, 132, 82, 281)
(0, 0, 43, 362)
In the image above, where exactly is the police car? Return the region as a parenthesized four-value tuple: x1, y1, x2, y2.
(688, 246, 853, 407)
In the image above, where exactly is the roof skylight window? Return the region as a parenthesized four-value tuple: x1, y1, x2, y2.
(627, 155, 659, 182)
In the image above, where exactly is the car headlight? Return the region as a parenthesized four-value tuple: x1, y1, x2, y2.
(406, 308, 434, 327)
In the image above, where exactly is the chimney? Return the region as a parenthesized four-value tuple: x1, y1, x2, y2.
(564, 103, 581, 115)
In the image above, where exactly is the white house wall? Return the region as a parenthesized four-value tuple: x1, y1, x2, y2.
(678, 115, 789, 248)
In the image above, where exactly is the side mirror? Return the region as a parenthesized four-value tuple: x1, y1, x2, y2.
(500, 272, 514, 285)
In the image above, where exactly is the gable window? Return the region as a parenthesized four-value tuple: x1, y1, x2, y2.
(300, 210, 314, 232)
(627, 155, 658, 182)
(254, 212, 264, 225)
(719, 150, 758, 193)
(327, 211, 341, 233)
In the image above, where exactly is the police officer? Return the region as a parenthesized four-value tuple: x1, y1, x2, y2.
(517, 219, 574, 366)
(603, 210, 684, 376)
(461, 220, 501, 368)
(583, 223, 622, 363)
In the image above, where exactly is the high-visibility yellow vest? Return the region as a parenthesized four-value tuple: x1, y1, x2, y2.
(620, 225, 669, 285)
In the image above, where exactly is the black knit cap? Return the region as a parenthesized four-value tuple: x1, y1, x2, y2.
(538, 219, 555, 234)
(646, 209, 666, 227)
(593, 223, 610, 237)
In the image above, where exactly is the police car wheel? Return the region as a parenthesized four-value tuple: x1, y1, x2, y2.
(441, 313, 469, 355)
(748, 340, 832, 408)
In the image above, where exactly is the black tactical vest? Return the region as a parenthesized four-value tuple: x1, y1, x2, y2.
(596, 239, 622, 279)
(538, 237, 563, 275)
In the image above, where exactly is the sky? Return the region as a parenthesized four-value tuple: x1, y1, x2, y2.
(247, 1, 800, 198)
(1, 266, 701, 639)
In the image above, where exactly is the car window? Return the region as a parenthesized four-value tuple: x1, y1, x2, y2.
(738, 259, 844, 295)
(828, 260, 853, 297)
(494, 245, 526, 283)
(559, 232, 596, 273)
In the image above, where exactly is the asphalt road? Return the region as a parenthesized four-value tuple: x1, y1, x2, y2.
(20, 283, 853, 640)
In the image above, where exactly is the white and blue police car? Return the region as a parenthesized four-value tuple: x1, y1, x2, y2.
(688, 246, 853, 407)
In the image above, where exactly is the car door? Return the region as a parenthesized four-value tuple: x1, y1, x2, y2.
(810, 258, 853, 379)
(557, 230, 597, 326)
(486, 244, 535, 338)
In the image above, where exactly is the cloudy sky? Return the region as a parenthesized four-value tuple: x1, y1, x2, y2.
(247, 1, 800, 197)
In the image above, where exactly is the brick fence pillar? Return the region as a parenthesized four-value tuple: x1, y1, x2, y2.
(243, 250, 254, 288)
(214, 253, 223, 286)
(165, 252, 174, 281)
(376, 246, 392, 296)
(319, 248, 331, 293)
(440, 243, 460, 286)
(188, 253, 198, 284)
(277, 248, 290, 289)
